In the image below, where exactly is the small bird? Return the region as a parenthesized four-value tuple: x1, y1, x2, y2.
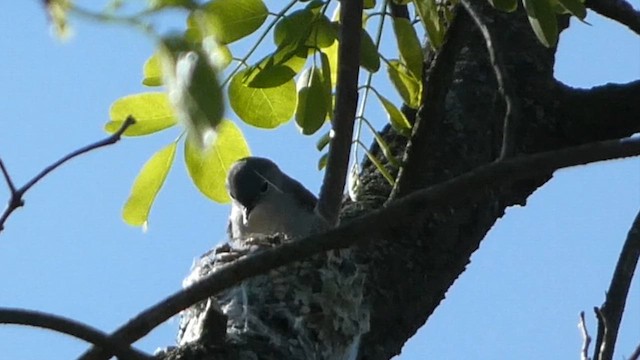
(226, 156, 326, 240)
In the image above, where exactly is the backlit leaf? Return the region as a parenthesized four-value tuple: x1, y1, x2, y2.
(143, 52, 163, 87)
(123, 142, 177, 227)
(378, 94, 412, 136)
(229, 69, 296, 128)
(107, 92, 177, 136)
(392, 17, 423, 78)
(523, 0, 558, 47)
(184, 120, 251, 203)
(198, 0, 268, 44)
(556, 0, 586, 19)
(295, 67, 327, 135)
(387, 59, 422, 109)
(413, 0, 445, 49)
(243, 48, 308, 88)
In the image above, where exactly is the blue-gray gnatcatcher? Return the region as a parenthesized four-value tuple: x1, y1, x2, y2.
(226, 157, 326, 240)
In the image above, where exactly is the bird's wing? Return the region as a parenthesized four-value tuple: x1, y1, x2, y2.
(282, 174, 317, 212)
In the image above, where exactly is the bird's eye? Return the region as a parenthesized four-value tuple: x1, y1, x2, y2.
(260, 181, 269, 193)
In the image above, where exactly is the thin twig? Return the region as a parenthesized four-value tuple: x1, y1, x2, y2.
(0, 160, 17, 194)
(0, 116, 135, 233)
(579, 311, 592, 360)
(317, 0, 364, 226)
(593, 209, 640, 360)
(0, 307, 151, 360)
(80, 135, 640, 360)
(585, 0, 640, 35)
(460, 0, 520, 159)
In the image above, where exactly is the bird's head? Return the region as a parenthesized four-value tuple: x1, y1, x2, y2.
(226, 157, 284, 221)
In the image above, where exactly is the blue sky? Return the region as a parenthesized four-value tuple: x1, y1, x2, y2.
(0, 1, 638, 359)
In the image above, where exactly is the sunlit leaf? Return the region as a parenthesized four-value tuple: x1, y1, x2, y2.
(556, 0, 587, 19)
(392, 17, 424, 79)
(364, 0, 376, 8)
(229, 69, 297, 128)
(184, 120, 251, 202)
(362, 146, 395, 185)
(488, 0, 518, 12)
(413, 0, 445, 49)
(202, 38, 233, 70)
(295, 67, 327, 135)
(149, 0, 197, 9)
(198, 0, 268, 44)
(123, 142, 177, 227)
(321, 36, 339, 85)
(143, 52, 163, 87)
(243, 48, 308, 88)
(523, 0, 558, 47)
(360, 29, 380, 72)
(46, 0, 72, 39)
(378, 94, 412, 136)
(107, 92, 177, 136)
(387, 59, 422, 109)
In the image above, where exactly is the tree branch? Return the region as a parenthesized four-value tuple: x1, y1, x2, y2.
(0, 116, 136, 233)
(579, 311, 592, 360)
(593, 208, 640, 360)
(81, 135, 640, 360)
(585, 0, 640, 35)
(556, 81, 640, 145)
(460, 0, 521, 158)
(0, 307, 151, 360)
(317, 0, 363, 225)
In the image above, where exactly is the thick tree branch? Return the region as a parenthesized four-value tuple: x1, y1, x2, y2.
(586, 0, 640, 35)
(0, 308, 151, 360)
(0, 116, 136, 233)
(461, 0, 521, 158)
(317, 0, 363, 225)
(556, 81, 640, 144)
(593, 209, 640, 360)
(81, 135, 640, 360)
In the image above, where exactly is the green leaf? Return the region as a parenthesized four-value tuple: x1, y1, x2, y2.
(378, 94, 412, 136)
(321, 37, 339, 86)
(149, 0, 196, 9)
(143, 52, 163, 87)
(295, 66, 327, 135)
(306, 15, 338, 48)
(362, 146, 395, 185)
(161, 41, 225, 148)
(392, 18, 423, 79)
(387, 59, 422, 109)
(107, 92, 177, 136)
(243, 47, 308, 88)
(184, 120, 251, 203)
(204, 40, 233, 70)
(555, 0, 586, 19)
(413, 0, 445, 49)
(523, 0, 558, 47)
(364, 0, 376, 9)
(229, 69, 297, 128)
(319, 51, 333, 115)
(198, 0, 268, 44)
(317, 152, 329, 170)
(360, 29, 380, 73)
(123, 142, 177, 227)
(316, 131, 331, 151)
(487, 0, 518, 12)
(274, 9, 315, 48)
